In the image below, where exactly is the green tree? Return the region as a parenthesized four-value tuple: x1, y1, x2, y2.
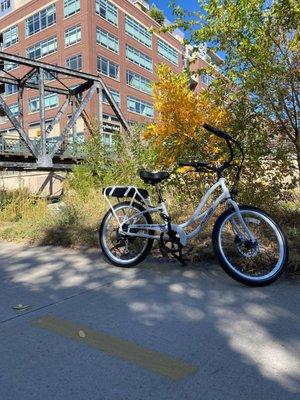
(148, 6, 165, 25)
(171, 0, 300, 183)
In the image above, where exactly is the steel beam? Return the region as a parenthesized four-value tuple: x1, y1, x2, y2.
(0, 52, 107, 84)
(0, 52, 130, 133)
(71, 97, 77, 142)
(99, 77, 130, 132)
(49, 84, 97, 158)
(45, 97, 70, 138)
(0, 95, 38, 158)
(98, 84, 103, 129)
(18, 86, 24, 127)
(74, 96, 93, 134)
(0, 75, 70, 96)
(20, 67, 37, 84)
(38, 67, 47, 162)
(72, 80, 94, 96)
(0, 51, 132, 171)
(0, 161, 74, 171)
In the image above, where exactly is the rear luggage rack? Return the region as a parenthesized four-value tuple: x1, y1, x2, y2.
(103, 186, 149, 203)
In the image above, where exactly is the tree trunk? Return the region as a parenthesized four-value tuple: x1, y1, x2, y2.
(296, 141, 300, 186)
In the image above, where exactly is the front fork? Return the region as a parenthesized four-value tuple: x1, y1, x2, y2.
(227, 199, 257, 242)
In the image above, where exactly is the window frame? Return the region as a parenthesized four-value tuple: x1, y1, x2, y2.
(25, 4, 56, 38)
(26, 36, 58, 60)
(157, 38, 179, 66)
(0, 102, 19, 124)
(66, 54, 83, 71)
(95, 0, 118, 27)
(126, 70, 151, 95)
(96, 26, 119, 54)
(4, 83, 18, 96)
(65, 25, 82, 47)
(125, 44, 153, 72)
(64, 0, 81, 19)
(127, 95, 154, 118)
(125, 14, 152, 49)
(29, 93, 59, 114)
(2, 25, 18, 48)
(97, 56, 120, 81)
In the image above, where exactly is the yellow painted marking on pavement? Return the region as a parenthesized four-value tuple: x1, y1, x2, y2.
(30, 315, 197, 380)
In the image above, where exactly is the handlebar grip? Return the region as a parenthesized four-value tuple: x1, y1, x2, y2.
(203, 123, 228, 140)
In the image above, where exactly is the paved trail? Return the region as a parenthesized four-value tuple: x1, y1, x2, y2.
(0, 241, 299, 400)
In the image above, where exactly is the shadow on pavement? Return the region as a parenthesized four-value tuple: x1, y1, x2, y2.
(0, 241, 299, 400)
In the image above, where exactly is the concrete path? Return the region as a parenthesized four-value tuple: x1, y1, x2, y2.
(0, 241, 299, 400)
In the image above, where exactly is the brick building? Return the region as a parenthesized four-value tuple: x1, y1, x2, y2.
(185, 43, 223, 93)
(0, 0, 185, 144)
(0, 0, 221, 148)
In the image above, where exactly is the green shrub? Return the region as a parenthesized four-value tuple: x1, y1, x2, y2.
(148, 7, 165, 25)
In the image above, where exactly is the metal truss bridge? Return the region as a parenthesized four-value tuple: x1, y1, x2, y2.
(0, 52, 130, 171)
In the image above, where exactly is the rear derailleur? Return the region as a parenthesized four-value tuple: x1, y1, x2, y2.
(159, 231, 187, 266)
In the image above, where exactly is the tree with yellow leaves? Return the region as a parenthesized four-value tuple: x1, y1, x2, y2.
(144, 64, 230, 166)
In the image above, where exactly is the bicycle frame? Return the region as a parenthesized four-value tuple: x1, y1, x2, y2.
(104, 177, 255, 247)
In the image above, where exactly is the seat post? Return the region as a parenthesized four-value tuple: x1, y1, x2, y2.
(155, 183, 164, 203)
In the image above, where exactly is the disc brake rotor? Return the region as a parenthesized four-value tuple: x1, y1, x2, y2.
(236, 239, 259, 258)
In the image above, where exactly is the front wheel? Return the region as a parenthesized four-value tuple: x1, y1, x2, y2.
(99, 201, 154, 267)
(212, 205, 288, 286)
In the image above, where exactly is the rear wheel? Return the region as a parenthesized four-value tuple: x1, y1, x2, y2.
(212, 205, 288, 286)
(99, 201, 154, 267)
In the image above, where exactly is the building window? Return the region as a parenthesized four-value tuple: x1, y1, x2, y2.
(157, 38, 178, 65)
(200, 71, 214, 85)
(127, 96, 153, 117)
(65, 25, 81, 47)
(102, 132, 113, 147)
(125, 45, 152, 71)
(0, 103, 19, 124)
(66, 54, 82, 71)
(64, 0, 80, 18)
(4, 84, 18, 96)
(29, 93, 59, 113)
(96, 0, 118, 26)
(126, 70, 151, 94)
(25, 5, 56, 37)
(4, 60, 18, 71)
(2, 25, 18, 48)
(102, 88, 120, 106)
(27, 37, 57, 60)
(9, 103, 19, 116)
(125, 15, 152, 48)
(96, 27, 119, 54)
(97, 56, 119, 80)
(0, 0, 11, 13)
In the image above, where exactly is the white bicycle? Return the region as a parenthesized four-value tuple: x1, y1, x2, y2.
(99, 123, 288, 286)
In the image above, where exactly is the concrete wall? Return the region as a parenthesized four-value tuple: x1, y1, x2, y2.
(0, 170, 66, 197)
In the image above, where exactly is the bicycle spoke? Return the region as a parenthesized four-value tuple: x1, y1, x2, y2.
(219, 210, 283, 278)
(101, 204, 151, 264)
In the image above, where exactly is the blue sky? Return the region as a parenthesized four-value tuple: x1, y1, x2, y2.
(151, 1, 226, 59)
(152, 1, 200, 21)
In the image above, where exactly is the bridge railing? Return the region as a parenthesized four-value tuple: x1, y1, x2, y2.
(0, 133, 85, 158)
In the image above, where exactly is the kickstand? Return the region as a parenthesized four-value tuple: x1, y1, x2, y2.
(159, 234, 187, 266)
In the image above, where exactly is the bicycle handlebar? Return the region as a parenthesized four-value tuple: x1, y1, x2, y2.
(178, 123, 245, 190)
(202, 123, 234, 172)
(203, 123, 228, 140)
(178, 161, 209, 169)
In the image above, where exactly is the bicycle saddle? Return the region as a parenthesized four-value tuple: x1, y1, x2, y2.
(139, 170, 170, 185)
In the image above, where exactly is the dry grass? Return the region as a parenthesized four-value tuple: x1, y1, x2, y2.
(0, 187, 299, 272)
(274, 189, 300, 273)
